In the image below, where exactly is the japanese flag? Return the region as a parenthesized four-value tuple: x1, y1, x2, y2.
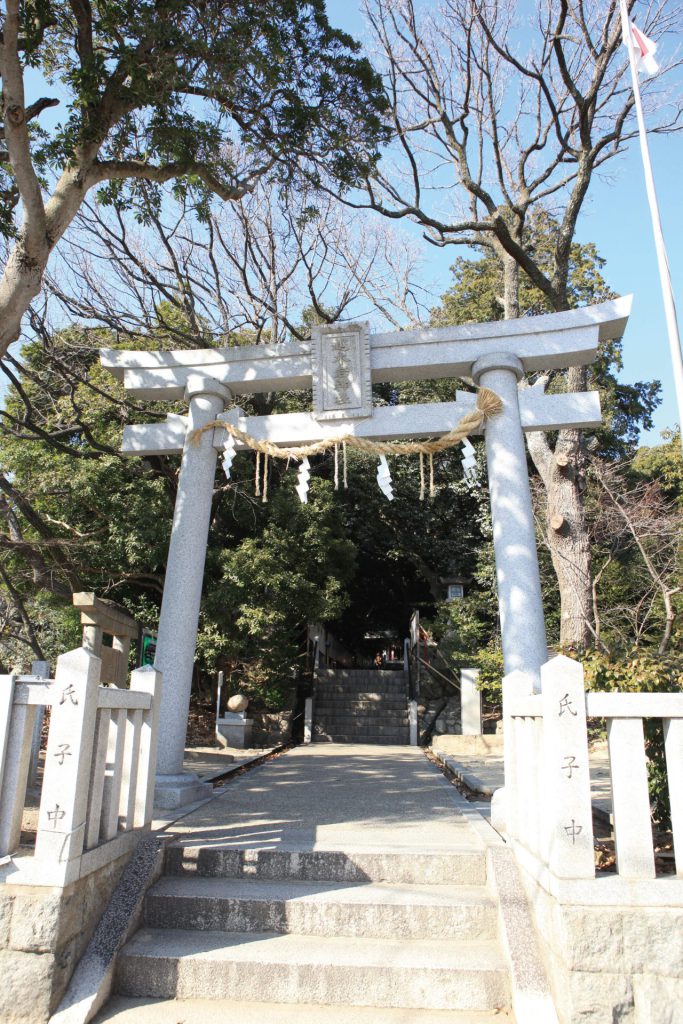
(624, 20, 659, 76)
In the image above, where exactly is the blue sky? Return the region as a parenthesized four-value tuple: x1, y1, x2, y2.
(327, 0, 683, 444)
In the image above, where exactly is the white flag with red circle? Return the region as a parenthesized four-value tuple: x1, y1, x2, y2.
(623, 21, 659, 76)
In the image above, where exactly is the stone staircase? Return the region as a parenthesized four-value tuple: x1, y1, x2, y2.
(104, 837, 512, 1022)
(313, 667, 411, 744)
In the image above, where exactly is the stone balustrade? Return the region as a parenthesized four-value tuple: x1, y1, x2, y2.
(0, 646, 161, 887)
(502, 654, 683, 887)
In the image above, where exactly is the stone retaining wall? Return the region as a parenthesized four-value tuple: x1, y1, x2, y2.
(0, 853, 129, 1023)
(250, 710, 293, 747)
(521, 870, 683, 1023)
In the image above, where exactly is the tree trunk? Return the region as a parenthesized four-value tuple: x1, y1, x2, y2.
(525, 368, 594, 648)
(501, 253, 520, 319)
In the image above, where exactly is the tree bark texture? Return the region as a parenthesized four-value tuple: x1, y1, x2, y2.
(525, 366, 594, 648)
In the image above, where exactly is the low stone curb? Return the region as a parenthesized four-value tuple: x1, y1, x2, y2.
(49, 836, 168, 1024)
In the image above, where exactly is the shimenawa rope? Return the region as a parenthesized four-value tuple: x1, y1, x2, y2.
(190, 387, 502, 461)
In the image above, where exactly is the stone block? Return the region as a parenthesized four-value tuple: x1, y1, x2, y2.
(622, 909, 683, 977)
(9, 893, 64, 953)
(634, 973, 683, 1024)
(0, 892, 13, 948)
(432, 734, 504, 756)
(0, 948, 55, 1022)
(50, 936, 79, 1014)
(562, 907, 625, 972)
(568, 970, 635, 1023)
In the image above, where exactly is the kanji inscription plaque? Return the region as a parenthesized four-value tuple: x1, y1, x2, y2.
(311, 322, 372, 421)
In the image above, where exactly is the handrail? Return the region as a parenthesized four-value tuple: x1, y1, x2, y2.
(415, 653, 460, 694)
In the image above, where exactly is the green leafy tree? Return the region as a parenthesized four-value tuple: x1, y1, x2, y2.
(203, 475, 356, 707)
(0, 325, 177, 666)
(0, 0, 389, 360)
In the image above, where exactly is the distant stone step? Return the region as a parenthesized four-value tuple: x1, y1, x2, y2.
(313, 713, 410, 727)
(313, 736, 410, 747)
(96, 995, 512, 1023)
(313, 724, 409, 735)
(164, 844, 488, 886)
(312, 725, 410, 737)
(315, 685, 409, 698)
(317, 696, 411, 704)
(313, 700, 409, 708)
(316, 670, 406, 680)
(116, 929, 510, 1011)
(144, 876, 498, 940)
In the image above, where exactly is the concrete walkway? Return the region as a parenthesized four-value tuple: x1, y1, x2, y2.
(170, 743, 487, 852)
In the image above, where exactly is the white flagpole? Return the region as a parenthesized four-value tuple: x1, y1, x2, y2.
(619, 0, 683, 449)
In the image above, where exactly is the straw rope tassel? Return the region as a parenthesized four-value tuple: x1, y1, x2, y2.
(255, 451, 261, 497)
(419, 452, 425, 501)
(334, 443, 339, 491)
(262, 453, 269, 503)
(343, 442, 348, 489)
(429, 453, 435, 497)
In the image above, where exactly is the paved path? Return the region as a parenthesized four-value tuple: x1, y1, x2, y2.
(170, 743, 486, 852)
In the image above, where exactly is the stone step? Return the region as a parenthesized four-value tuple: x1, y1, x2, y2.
(313, 733, 410, 745)
(313, 724, 410, 735)
(313, 731, 411, 741)
(313, 717, 410, 731)
(316, 670, 407, 680)
(116, 929, 510, 1011)
(313, 688, 405, 696)
(314, 699, 409, 711)
(314, 725, 410, 736)
(144, 877, 497, 940)
(165, 844, 488, 886)
(96, 995, 513, 1023)
(314, 702, 409, 713)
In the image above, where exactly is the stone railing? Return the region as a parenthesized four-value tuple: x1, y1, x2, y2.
(0, 646, 161, 886)
(502, 654, 682, 887)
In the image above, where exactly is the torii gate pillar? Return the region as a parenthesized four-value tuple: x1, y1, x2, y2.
(473, 354, 548, 684)
(154, 375, 231, 808)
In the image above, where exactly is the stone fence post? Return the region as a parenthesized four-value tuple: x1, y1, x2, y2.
(34, 647, 101, 878)
(540, 656, 595, 879)
(460, 669, 482, 735)
(28, 660, 50, 787)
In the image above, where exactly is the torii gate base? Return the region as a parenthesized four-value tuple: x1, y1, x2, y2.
(102, 298, 631, 808)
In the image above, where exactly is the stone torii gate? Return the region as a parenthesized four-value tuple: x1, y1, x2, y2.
(102, 297, 631, 807)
